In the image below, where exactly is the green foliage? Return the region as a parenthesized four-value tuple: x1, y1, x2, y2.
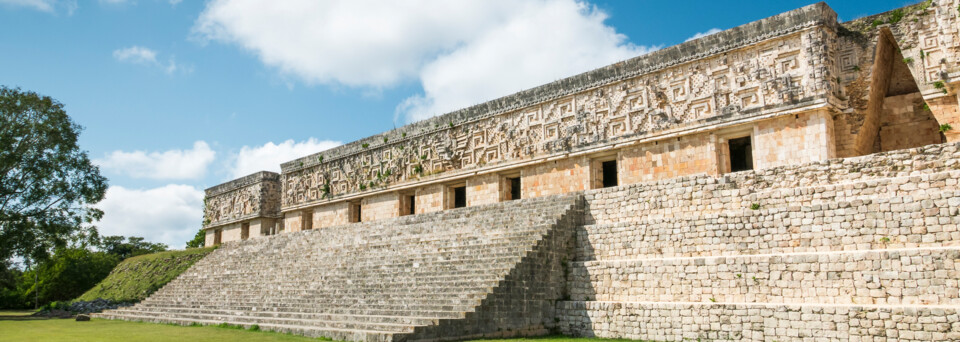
(317, 155, 323, 163)
(448, 122, 454, 128)
(413, 164, 423, 174)
(75, 247, 215, 303)
(852, 65, 860, 72)
(709, 297, 717, 302)
(922, 102, 930, 111)
(941, 123, 954, 133)
(248, 324, 260, 332)
(0, 87, 108, 264)
(98, 236, 167, 260)
(383, 137, 388, 143)
(17, 248, 120, 306)
(879, 236, 891, 243)
(185, 229, 206, 249)
(750, 203, 761, 210)
(401, 132, 407, 138)
(903, 57, 914, 64)
(871, 19, 883, 28)
(887, 9, 904, 24)
(361, 143, 369, 149)
(321, 182, 331, 196)
(934, 81, 946, 89)
(359, 183, 366, 191)
(920, 49, 926, 59)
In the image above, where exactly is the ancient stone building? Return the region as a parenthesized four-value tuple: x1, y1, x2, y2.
(203, 1, 959, 243)
(102, 2, 960, 341)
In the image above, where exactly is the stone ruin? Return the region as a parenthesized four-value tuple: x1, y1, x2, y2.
(96, 2, 960, 341)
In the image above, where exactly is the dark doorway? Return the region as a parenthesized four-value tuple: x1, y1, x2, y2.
(406, 195, 416, 215)
(729, 136, 754, 172)
(453, 186, 467, 208)
(213, 229, 222, 245)
(601, 160, 618, 188)
(240, 223, 249, 240)
(350, 202, 362, 223)
(508, 177, 521, 200)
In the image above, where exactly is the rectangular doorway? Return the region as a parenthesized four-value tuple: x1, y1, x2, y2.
(728, 136, 754, 172)
(601, 160, 618, 188)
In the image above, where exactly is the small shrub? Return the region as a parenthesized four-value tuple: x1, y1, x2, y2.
(934, 81, 946, 89)
(317, 155, 323, 163)
(413, 164, 423, 174)
(903, 57, 914, 64)
(361, 143, 369, 149)
(922, 102, 930, 111)
(383, 137, 388, 143)
(248, 324, 260, 331)
(940, 123, 953, 132)
(750, 203, 761, 210)
(920, 49, 926, 59)
(879, 236, 891, 243)
(448, 122, 454, 128)
(401, 132, 407, 138)
(888, 9, 904, 24)
(368, 181, 375, 189)
(359, 183, 367, 191)
(871, 19, 884, 28)
(736, 274, 742, 278)
(709, 297, 717, 302)
(852, 65, 860, 72)
(298, 161, 303, 167)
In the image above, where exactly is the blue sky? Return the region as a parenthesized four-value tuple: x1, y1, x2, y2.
(0, 0, 913, 247)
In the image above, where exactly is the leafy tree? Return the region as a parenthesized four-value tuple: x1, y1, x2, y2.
(18, 248, 119, 305)
(0, 87, 108, 264)
(99, 235, 167, 260)
(185, 229, 206, 248)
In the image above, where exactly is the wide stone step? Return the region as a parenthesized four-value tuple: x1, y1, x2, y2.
(569, 247, 960, 305)
(111, 305, 446, 324)
(577, 190, 960, 261)
(105, 308, 425, 332)
(93, 312, 406, 342)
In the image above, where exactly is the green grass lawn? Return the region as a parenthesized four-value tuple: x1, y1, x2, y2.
(0, 311, 641, 342)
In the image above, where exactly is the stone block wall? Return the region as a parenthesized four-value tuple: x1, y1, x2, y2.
(466, 173, 501, 206)
(753, 109, 836, 169)
(619, 133, 718, 184)
(557, 141, 960, 341)
(880, 92, 945, 151)
(312, 201, 350, 229)
(360, 192, 399, 222)
(522, 156, 592, 198)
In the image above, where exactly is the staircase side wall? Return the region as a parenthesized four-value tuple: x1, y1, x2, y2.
(405, 196, 584, 342)
(560, 142, 960, 341)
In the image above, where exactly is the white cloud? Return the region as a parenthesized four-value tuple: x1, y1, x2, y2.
(193, 0, 654, 122)
(685, 28, 722, 42)
(169, 0, 181, 5)
(397, 0, 655, 122)
(96, 185, 204, 248)
(113, 45, 192, 75)
(231, 138, 341, 179)
(0, 0, 76, 14)
(96, 141, 216, 180)
(113, 46, 158, 65)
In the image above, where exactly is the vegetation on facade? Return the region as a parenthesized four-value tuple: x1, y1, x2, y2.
(75, 247, 214, 303)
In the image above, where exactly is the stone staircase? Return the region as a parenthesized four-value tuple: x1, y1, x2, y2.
(559, 142, 960, 341)
(95, 194, 583, 342)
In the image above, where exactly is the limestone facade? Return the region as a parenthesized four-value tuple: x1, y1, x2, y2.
(204, 1, 960, 249)
(202, 171, 281, 246)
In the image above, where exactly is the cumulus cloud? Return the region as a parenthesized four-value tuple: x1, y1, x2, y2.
(96, 141, 216, 180)
(230, 138, 341, 179)
(113, 45, 192, 75)
(96, 185, 204, 248)
(397, 0, 655, 121)
(193, 0, 654, 122)
(685, 28, 722, 42)
(0, 0, 76, 14)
